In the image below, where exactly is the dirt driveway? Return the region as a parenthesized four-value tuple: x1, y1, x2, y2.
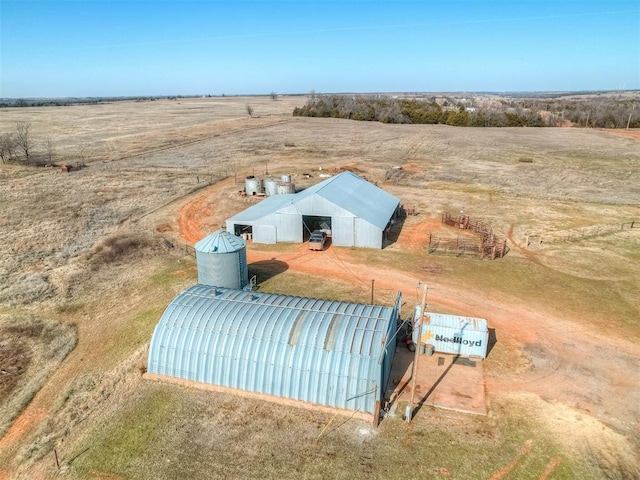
(173, 174, 640, 467)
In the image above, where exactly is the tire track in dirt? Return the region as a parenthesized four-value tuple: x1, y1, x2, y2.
(488, 439, 533, 479)
(539, 456, 562, 480)
(179, 184, 223, 244)
(600, 128, 640, 141)
(99, 117, 293, 166)
(0, 407, 47, 452)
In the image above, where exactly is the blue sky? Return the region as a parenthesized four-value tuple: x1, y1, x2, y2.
(1, 1, 638, 97)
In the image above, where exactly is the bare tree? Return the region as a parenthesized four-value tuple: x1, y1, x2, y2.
(0, 133, 16, 163)
(44, 137, 55, 165)
(15, 121, 32, 163)
(246, 104, 254, 117)
(77, 142, 90, 167)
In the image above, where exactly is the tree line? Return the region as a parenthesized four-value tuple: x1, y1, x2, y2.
(293, 94, 640, 128)
(0, 95, 199, 108)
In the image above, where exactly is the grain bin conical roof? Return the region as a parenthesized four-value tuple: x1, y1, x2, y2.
(195, 229, 246, 253)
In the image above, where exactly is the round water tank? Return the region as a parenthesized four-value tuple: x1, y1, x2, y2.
(277, 182, 295, 195)
(245, 176, 264, 195)
(195, 230, 248, 289)
(280, 173, 292, 183)
(264, 178, 278, 196)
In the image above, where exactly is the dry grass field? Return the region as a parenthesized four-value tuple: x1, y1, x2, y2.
(0, 96, 639, 479)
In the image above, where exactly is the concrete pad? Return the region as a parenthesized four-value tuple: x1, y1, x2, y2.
(387, 347, 487, 416)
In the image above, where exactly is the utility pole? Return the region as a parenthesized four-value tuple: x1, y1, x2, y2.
(371, 279, 375, 304)
(407, 283, 428, 422)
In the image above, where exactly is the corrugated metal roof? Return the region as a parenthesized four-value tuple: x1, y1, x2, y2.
(414, 308, 488, 331)
(148, 284, 397, 413)
(226, 171, 399, 230)
(297, 171, 399, 230)
(195, 229, 246, 253)
(226, 194, 296, 223)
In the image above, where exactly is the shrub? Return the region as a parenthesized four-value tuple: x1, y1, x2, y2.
(87, 233, 152, 270)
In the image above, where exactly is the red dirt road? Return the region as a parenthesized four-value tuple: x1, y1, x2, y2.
(601, 128, 640, 141)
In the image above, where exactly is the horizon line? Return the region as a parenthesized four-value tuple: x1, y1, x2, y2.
(2, 89, 639, 101)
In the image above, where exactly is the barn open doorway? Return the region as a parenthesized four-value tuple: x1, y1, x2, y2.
(233, 224, 253, 240)
(302, 215, 332, 240)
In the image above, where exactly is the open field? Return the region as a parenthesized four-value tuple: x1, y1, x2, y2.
(1, 96, 639, 479)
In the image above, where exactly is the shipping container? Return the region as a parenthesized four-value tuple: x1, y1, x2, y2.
(413, 307, 489, 359)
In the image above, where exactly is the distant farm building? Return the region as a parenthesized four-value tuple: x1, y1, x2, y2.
(147, 284, 401, 423)
(226, 171, 400, 249)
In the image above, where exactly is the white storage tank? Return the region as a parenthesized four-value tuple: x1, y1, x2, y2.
(280, 173, 292, 183)
(264, 178, 279, 196)
(276, 182, 296, 195)
(195, 230, 248, 289)
(413, 308, 489, 359)
(244, 176, 264, 195)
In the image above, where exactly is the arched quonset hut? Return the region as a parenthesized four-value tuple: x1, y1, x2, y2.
(147, 285, 401, 424)
(194, 230, 248, 289)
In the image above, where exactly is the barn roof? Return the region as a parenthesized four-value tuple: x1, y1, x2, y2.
(147, 284, 399, 413)
(227, 194, 296, 223)
(227, 171, 399, 230)
(296, 171, 399, 229)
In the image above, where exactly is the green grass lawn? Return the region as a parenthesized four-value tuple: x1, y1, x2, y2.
(67, 383, 593, 480)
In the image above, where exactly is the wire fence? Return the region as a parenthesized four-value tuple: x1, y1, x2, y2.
(525, 221, 636, 248)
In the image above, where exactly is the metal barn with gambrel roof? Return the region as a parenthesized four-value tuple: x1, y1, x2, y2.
(226, 171, 400, 249)
(147, 284, 401, 422)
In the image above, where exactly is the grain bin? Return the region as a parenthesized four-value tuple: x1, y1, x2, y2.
(413, 308, 489, 359)
(276, 182, 296, 195)
(264, 178, 279, 196)
(244, 176, 264, 195)
(195, 230, 248, 289)
(280, 174, 292, 183)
